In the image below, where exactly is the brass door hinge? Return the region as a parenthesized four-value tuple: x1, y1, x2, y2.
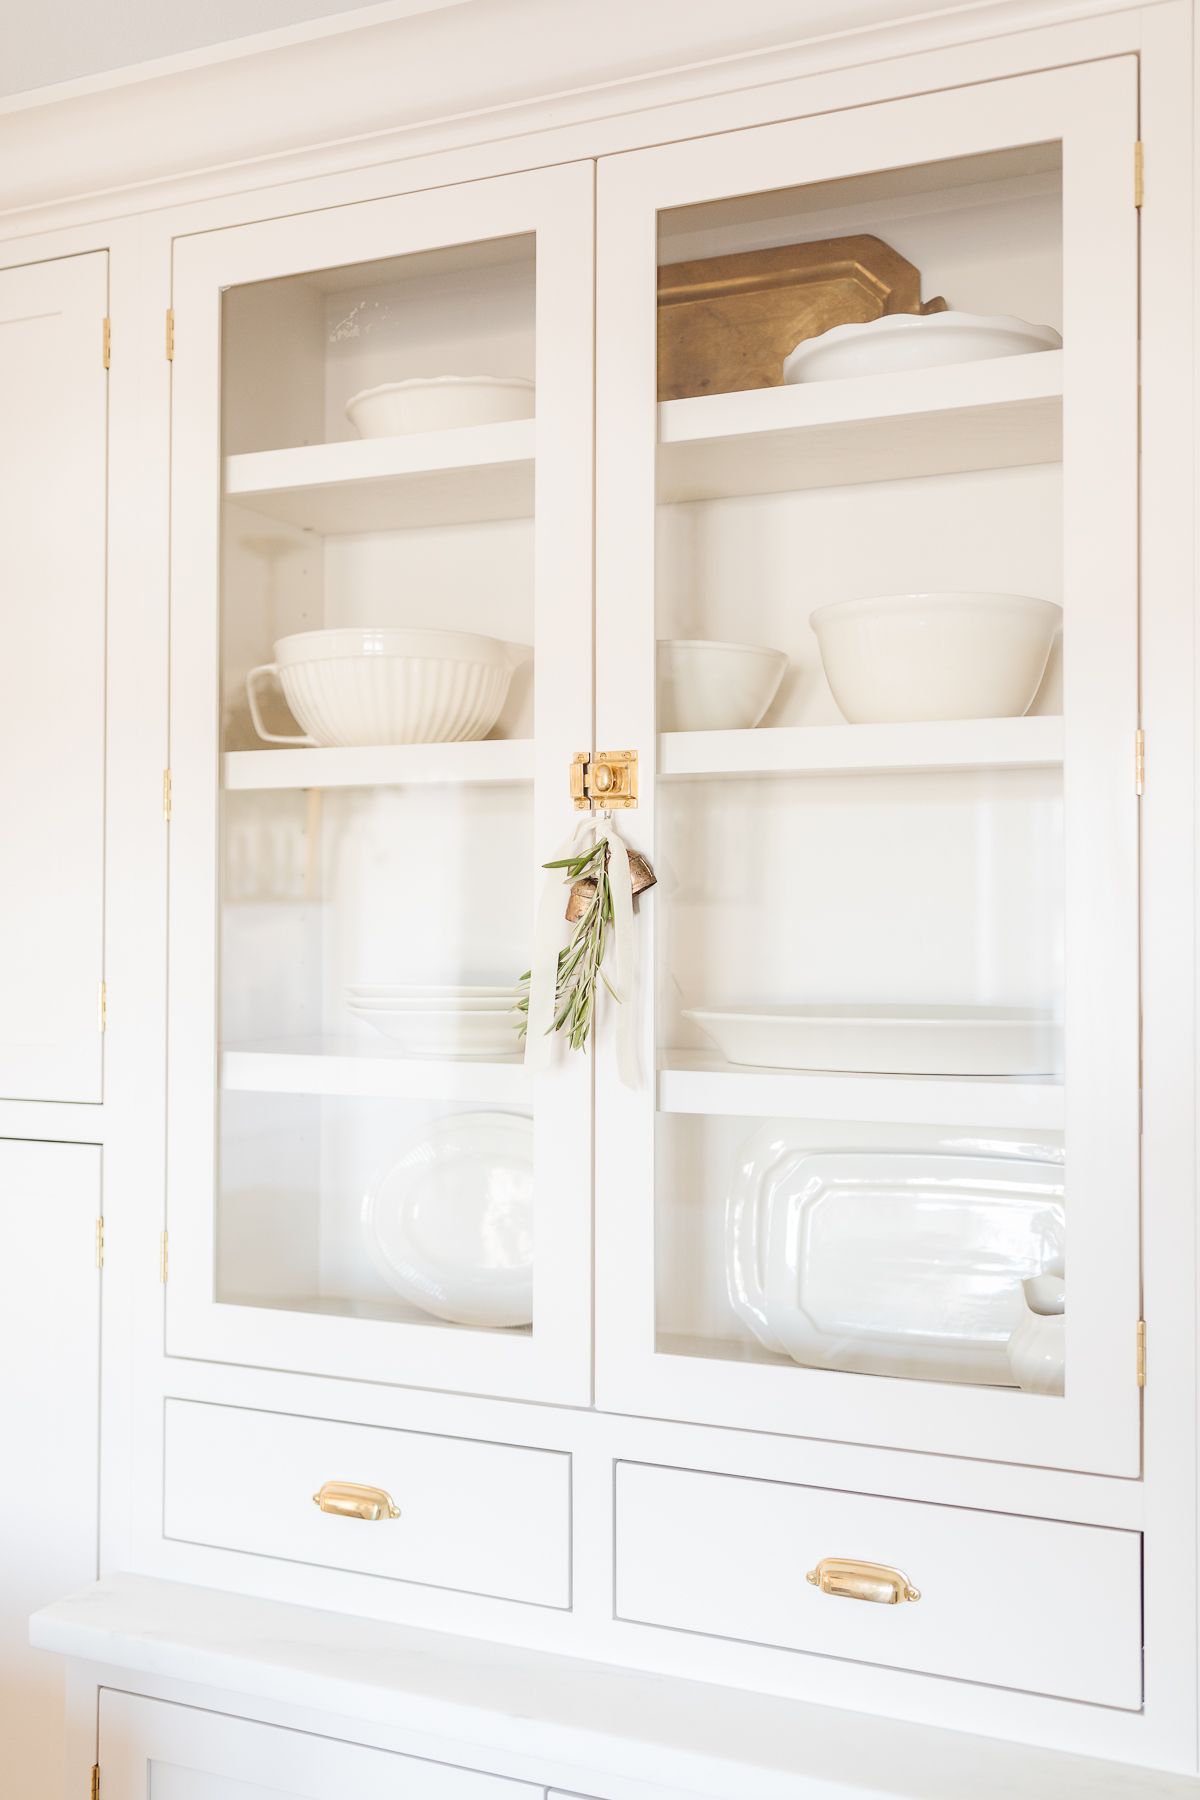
(95, 1217, 105, 1270)
(102, 317, 111, 369)
(1137, 1319, 1146, 1387)
(165, 308, 175, 360)
(160, 1230, 169, 1284)
(98, 981, 107, 1034)
(570, 749, 638, 810)
(1135, 728, 1145, 795)
(91, 1765, 100, 1800)
(163, 768, 173, 820)
(1134, 140, 1144, 209)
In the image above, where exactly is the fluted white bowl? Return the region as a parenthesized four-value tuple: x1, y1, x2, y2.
(809, 592, 1061, 724)
(346, 376, 534, 437)
(246, 628, 526, 747)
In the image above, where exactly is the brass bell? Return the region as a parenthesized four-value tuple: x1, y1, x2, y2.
(565, 850, 657, 922)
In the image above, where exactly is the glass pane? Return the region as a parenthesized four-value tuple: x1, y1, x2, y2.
(216, 235, 537, 1336)
(653, 146, 1066, 1395)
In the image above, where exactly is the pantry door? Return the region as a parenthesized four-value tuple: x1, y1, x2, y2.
(594, 61, 1141, 1473)
(0, 251, 108, 1103)
(166, 163, 594, 1402)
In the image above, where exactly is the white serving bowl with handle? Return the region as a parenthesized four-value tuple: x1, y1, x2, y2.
(246, 627, 527, 747)
(345, 375, 534, 437)
(809, 591, 1061, 723)
(657, 638, 788, 733)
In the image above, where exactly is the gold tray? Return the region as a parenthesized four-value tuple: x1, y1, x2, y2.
(657, 234, 946, 401)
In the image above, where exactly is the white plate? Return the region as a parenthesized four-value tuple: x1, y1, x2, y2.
(347, 984, 520, 1000)
(346, 993, 520, 1013)
(684, 1004, 1061, 1076)
(783, 310, 1061, 382)
(726, 1140, 1065, 1382)
(362, 1112, 533, 1327)
(348, 1003, 521, 1058)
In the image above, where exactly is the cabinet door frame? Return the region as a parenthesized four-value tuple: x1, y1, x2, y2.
(594, 60, 1141, 1474)
(166, 161, 595, 1404)
(99, 1690, 535, 1797)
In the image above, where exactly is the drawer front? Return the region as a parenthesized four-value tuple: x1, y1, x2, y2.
(164, 1400, 570, 1608)
(615, 1462, 1142, 1707)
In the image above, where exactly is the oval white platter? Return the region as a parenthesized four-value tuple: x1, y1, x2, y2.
(726, 1139, 1065, 1384)
(783, 310, 1061, 383)
(684, 1004, 1062, 1077)
(362, 1112, 534, 1327)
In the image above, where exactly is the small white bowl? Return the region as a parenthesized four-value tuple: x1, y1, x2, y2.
(345, 376, 534, 437)
(783, 311, 1061, 383)
(809, 591, 1061, 724)
(246, 627, 527, 748)
(657, 639, 788, 733)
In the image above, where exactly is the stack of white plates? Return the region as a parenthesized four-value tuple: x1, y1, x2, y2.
(346, 984, 522, 1059)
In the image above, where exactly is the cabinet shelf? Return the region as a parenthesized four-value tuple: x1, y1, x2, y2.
(657, 351, 1063, 502)
(223, 739, 534, 791)
(223, 418, 535, 533)
(221, 1041, 530, 1102)
(659, 714, 1063, 780)
(658, 1054, 1064, 1129)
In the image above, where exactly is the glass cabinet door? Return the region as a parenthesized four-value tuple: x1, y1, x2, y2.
(166, 163, 594, 1402)
(595, 62, 1141, 1472)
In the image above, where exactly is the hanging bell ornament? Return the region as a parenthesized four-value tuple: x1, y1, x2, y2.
(565, 849, 657, 922)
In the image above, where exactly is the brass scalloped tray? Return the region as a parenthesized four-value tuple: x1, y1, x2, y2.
(657, 234, 946, 401)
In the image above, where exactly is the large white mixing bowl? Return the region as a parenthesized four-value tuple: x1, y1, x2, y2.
(246, 628, 526, 747)
(809, 591, 1061, 724)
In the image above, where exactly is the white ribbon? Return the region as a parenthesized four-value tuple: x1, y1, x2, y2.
(523, 818, 591, 1072)
(604, 814, 640, 1090)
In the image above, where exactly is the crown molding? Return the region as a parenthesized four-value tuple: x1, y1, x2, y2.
(0, 0, 1148, 230)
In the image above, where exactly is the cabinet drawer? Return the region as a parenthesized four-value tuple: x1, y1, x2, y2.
(615, 1462, 1142, 1707)
(164, 1400, 570, 1608)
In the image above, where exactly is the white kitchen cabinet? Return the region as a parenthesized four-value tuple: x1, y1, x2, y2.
(0, 252, 108, 1103)
(594, 58, 1140, 1475)
(165, 162, 594, 1403)
(0, 1140, 100, 1800)
(98, 1691, 538, 1797)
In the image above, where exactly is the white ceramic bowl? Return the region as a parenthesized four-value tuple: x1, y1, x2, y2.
(246, 628, 527, 747)
(657, 639, 788, 733)
(345, 376, 534, 437)
(809, 591, 1061, 724)
(783, 311, 1062, 383)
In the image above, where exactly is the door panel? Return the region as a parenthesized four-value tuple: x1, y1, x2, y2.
(100, 1692, 537, 1797)
(595, 60, 1140, 1473)
(0, 252, 107, 1102)
(0, 1140, 101, 1800)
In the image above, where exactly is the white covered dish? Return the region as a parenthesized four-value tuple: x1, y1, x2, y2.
(809, 590, 1061, 723)
(783, 310, 1061, 383)
(684, 1003, 1061, 1077)
(246, 627, 526, 747)
(657, 639, 788, 733)
(345, 375, 535, 437)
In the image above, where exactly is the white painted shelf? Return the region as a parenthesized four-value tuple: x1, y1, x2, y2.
(659, 714, 1063, 780)
(223, 738, 534, 791)
(657, 351, 1062, 502)
(658, 1054, 1064, 1129)
(221, 1041, 529, 1102)
(223, 418, 535, 532)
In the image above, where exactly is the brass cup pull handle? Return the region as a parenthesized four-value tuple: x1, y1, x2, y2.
(806, 1557, 921, 1605)
(312, 1481, 400, 1522)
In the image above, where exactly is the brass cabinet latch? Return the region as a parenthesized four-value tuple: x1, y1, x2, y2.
(571, 749, 638, 810)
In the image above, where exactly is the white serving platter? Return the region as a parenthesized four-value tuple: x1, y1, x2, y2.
(362, 1112, 534, 1327)
(783, 310, 1061, 383)
(726, 1142, 1065, 1383)
(684, 1004, 1062, 1076)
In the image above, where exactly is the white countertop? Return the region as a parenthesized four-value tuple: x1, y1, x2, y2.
(31, 1576, 1200, 1800)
